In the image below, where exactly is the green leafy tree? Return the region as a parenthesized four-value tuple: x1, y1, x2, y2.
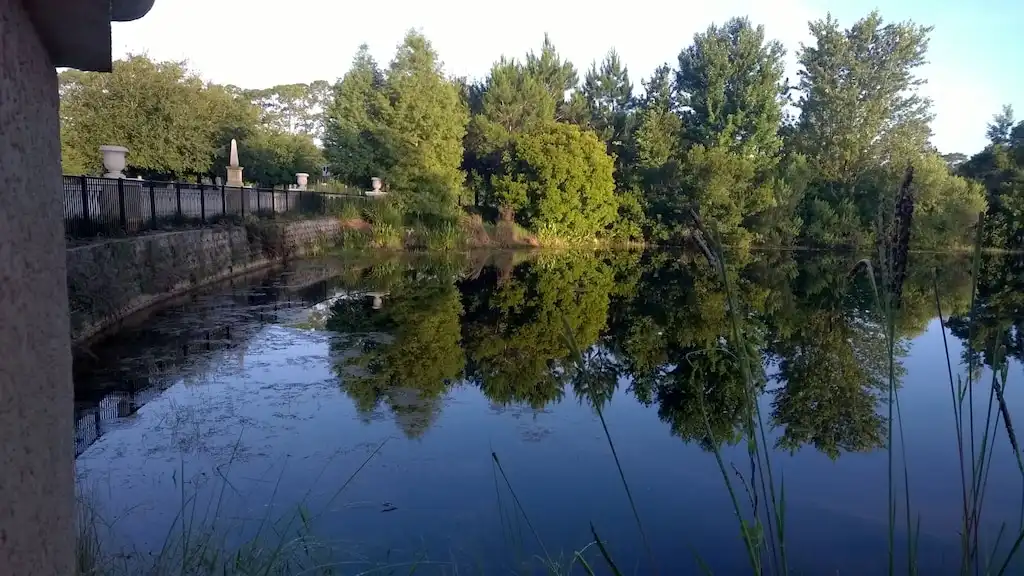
(242, 81, 332, 139)
(327, 275, 465, 439)
(494, 122, 618, 240)
(211, 130, 324, 187)
(582, 50, 635, 168)
(986, 104, 1015, 146)
(676, 17, 786, 165)
(661, 18, 787, 245)
(962, 107, 1024, 249)
(59, 55, 260, 178)
(463, 57, 556, 208)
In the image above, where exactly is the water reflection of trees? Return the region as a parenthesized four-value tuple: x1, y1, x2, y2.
(460, 255, 615, 409)
(947, 253, 1024, 369)
(326, 249, 988, 457)
(326, 263, 465, 438)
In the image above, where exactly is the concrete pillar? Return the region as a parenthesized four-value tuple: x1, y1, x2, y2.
(0, 0, 74, 573)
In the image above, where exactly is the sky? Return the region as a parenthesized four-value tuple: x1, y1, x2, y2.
(111, 0, 1024, 155)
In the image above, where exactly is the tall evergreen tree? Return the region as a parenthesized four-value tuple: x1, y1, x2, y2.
(381, 31, 470, 216)
(525, 34, 581, 122)
(676, 17, 786, 165)
(667, 18, 787, 245)
(795, 12, 933, 188)
(582, 49, 637, 189)
(986, 104, 1016, 146)
(582, 50, 634, 144)
(323, 45, 390, 187)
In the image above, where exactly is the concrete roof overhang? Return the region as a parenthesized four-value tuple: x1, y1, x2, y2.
(23, 0, 156, 72)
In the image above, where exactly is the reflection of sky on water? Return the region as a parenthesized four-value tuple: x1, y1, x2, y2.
(74, 260, 1024, 574)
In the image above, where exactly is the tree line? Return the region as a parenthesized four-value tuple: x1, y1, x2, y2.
(59, 10, 1023, 249)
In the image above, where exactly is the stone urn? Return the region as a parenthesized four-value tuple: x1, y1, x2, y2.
(295, 173, 309, 190)
(99, 145, 128, 178)
(371, 177, 382, 192)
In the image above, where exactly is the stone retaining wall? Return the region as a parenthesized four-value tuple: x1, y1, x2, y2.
(67, 218, 344, 342)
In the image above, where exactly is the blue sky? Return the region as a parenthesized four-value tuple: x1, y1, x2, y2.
(111, 0, 1022, 154)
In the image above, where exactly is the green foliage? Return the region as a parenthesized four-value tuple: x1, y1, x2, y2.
(327, 275, 465, 438)
(323, 45, 391, 188)
(59, 55, 327, 186)
(644, 17, 788, 245)
(524, 34, 580, 122)
(582, 49, 636, 184)
(676, 18, 785, 166)
(382, 31, 470, 217)
(59, 55, 258, 178)
(495, 123, 618, 241)
(322, 33, 469, 221)
(59, 16, 1008, 251)
(961, 113, 1024, 249)
(423, 221, 464, 251)
(240, 80, 332, 139)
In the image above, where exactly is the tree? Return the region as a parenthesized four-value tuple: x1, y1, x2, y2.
(525, 34, 581, 122)
(323, 45, 391, 188)
(59, 55, 261, 179)
(631, 65, 684, 238)
(794, 11, 934, 238)
(986, 104, 1015, 145)
(211, 130, 324, 187)
(582, 50, 635, 145)
(494, 122, 618, 240)
(462, 57, 557, 208)
(663, 18, 787, 245)
(961, 115, 1024, 249)
(241, 81, 332, 140)
(676, 17, 786, 165)
(381, 31, 469, 218)
(942, 152, 969, 170)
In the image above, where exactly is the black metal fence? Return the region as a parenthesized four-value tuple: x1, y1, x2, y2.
(63, 175, 372, 239)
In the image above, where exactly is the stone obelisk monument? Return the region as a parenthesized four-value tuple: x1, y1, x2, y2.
(226, 139, 243, 186)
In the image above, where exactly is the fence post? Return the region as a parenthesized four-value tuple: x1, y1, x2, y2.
(256, 187, 262, 215)
(175, 182, 182, 222)
(117, 177, 127, 231)
(240, 187, 245, 218)
(199, 181, 206, 224)
(149, 181, 157, 229)
(221, 183, 227, 218)
(79, 175, 90, 235)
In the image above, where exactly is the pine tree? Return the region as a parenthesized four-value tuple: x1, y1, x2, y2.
(382, 31, 469, 217)
(676, 17, 786, 166)
(323, 45, 390, 187)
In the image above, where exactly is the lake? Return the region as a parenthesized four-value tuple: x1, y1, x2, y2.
(73, 249, 1024, 574)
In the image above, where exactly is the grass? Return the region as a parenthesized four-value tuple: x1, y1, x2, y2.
(77, 436, 392, 575)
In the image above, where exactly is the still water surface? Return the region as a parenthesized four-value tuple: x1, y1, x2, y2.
(74, 249, 1024, 574)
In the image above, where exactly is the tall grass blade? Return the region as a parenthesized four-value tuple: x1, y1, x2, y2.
(589, 523, 624, 576)
(491, 451, 553, 565)
(561, 315, 659, 574)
